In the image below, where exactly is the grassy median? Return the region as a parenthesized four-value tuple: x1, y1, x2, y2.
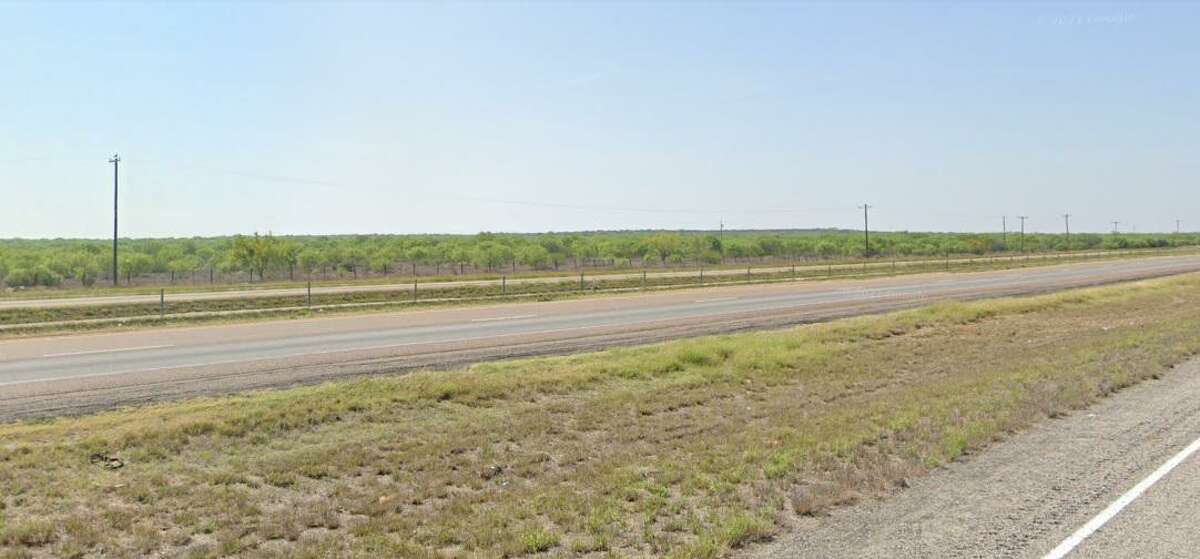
(3, 275, 1200, 558)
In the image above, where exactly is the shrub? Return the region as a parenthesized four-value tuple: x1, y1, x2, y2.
(519, 528, 559, 554)
(4, 266, 62, 288)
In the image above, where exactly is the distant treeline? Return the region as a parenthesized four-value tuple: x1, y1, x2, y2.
(0, 230, 1195, 288)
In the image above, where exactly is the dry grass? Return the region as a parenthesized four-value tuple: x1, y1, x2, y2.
(2, 275, 1200, 558)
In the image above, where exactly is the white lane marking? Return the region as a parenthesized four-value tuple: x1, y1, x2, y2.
(1042, 435, 1200, 559)
(469, 314, 538, 323)
(694, 297, 738, 303)
(41, 344, 175, 358)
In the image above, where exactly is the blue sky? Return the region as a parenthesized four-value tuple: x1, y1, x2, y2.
(2, 1, 1196, 238)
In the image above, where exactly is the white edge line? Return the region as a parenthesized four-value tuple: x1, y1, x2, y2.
(41, 344, 175, 358)
(469, 314, 538, 323)
(1042, 435, 1200, 559)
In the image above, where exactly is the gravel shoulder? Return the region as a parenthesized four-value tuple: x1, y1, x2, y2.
(746, 356, 1200, 559)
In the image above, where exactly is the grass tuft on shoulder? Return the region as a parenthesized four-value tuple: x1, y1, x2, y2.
(3, 274, 1200, 558)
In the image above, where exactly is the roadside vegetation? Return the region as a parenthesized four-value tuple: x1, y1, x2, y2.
(3, 274, 1200, 558)
(2, 229, 1195, 291)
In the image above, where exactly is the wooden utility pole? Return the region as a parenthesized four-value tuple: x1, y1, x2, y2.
(109, 153, 120, 286)
(1018, 216, 1028, 254)
(719, 218, 724, 263)
(859, 204, 871, 257)
(1063, 213, 1072, 251)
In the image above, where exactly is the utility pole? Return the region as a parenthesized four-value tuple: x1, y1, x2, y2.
(1063, 212, 1072, 251)
(859, 204, 871, 257)
(1002, 216, 1007, 247)
(1112, 220, 1120, 234)
(719, 218, 724, 263)
(1018, 216, 1028, 254)
(109, 153, 120, 286)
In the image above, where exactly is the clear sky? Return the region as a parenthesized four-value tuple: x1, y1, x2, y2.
(2, 1, 1196, 238)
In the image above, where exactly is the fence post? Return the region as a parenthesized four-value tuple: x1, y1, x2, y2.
(413, 278, 418, 302)
(306, 281, 312, 308)
(502, 275, 506, 295)
(747, 266, 751, 281)
(642, 270, 646, 290)
(828, 263, 832, 277)
(579, 272, 584, 292)
(159, 289, 165, 318)
(699, 265, 704, 285)
(791, 263, 796, 279)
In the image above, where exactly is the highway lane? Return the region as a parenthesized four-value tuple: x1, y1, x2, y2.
(2, 255, 1200, 419)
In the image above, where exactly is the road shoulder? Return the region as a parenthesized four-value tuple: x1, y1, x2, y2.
(746, 357, 1200, 558)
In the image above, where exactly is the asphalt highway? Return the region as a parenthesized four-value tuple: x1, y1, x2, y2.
(2, 255, 1199, 420)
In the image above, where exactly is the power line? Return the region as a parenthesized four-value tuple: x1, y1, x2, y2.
(117, 160, 853, 216)
(440, 194, 849, 216)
